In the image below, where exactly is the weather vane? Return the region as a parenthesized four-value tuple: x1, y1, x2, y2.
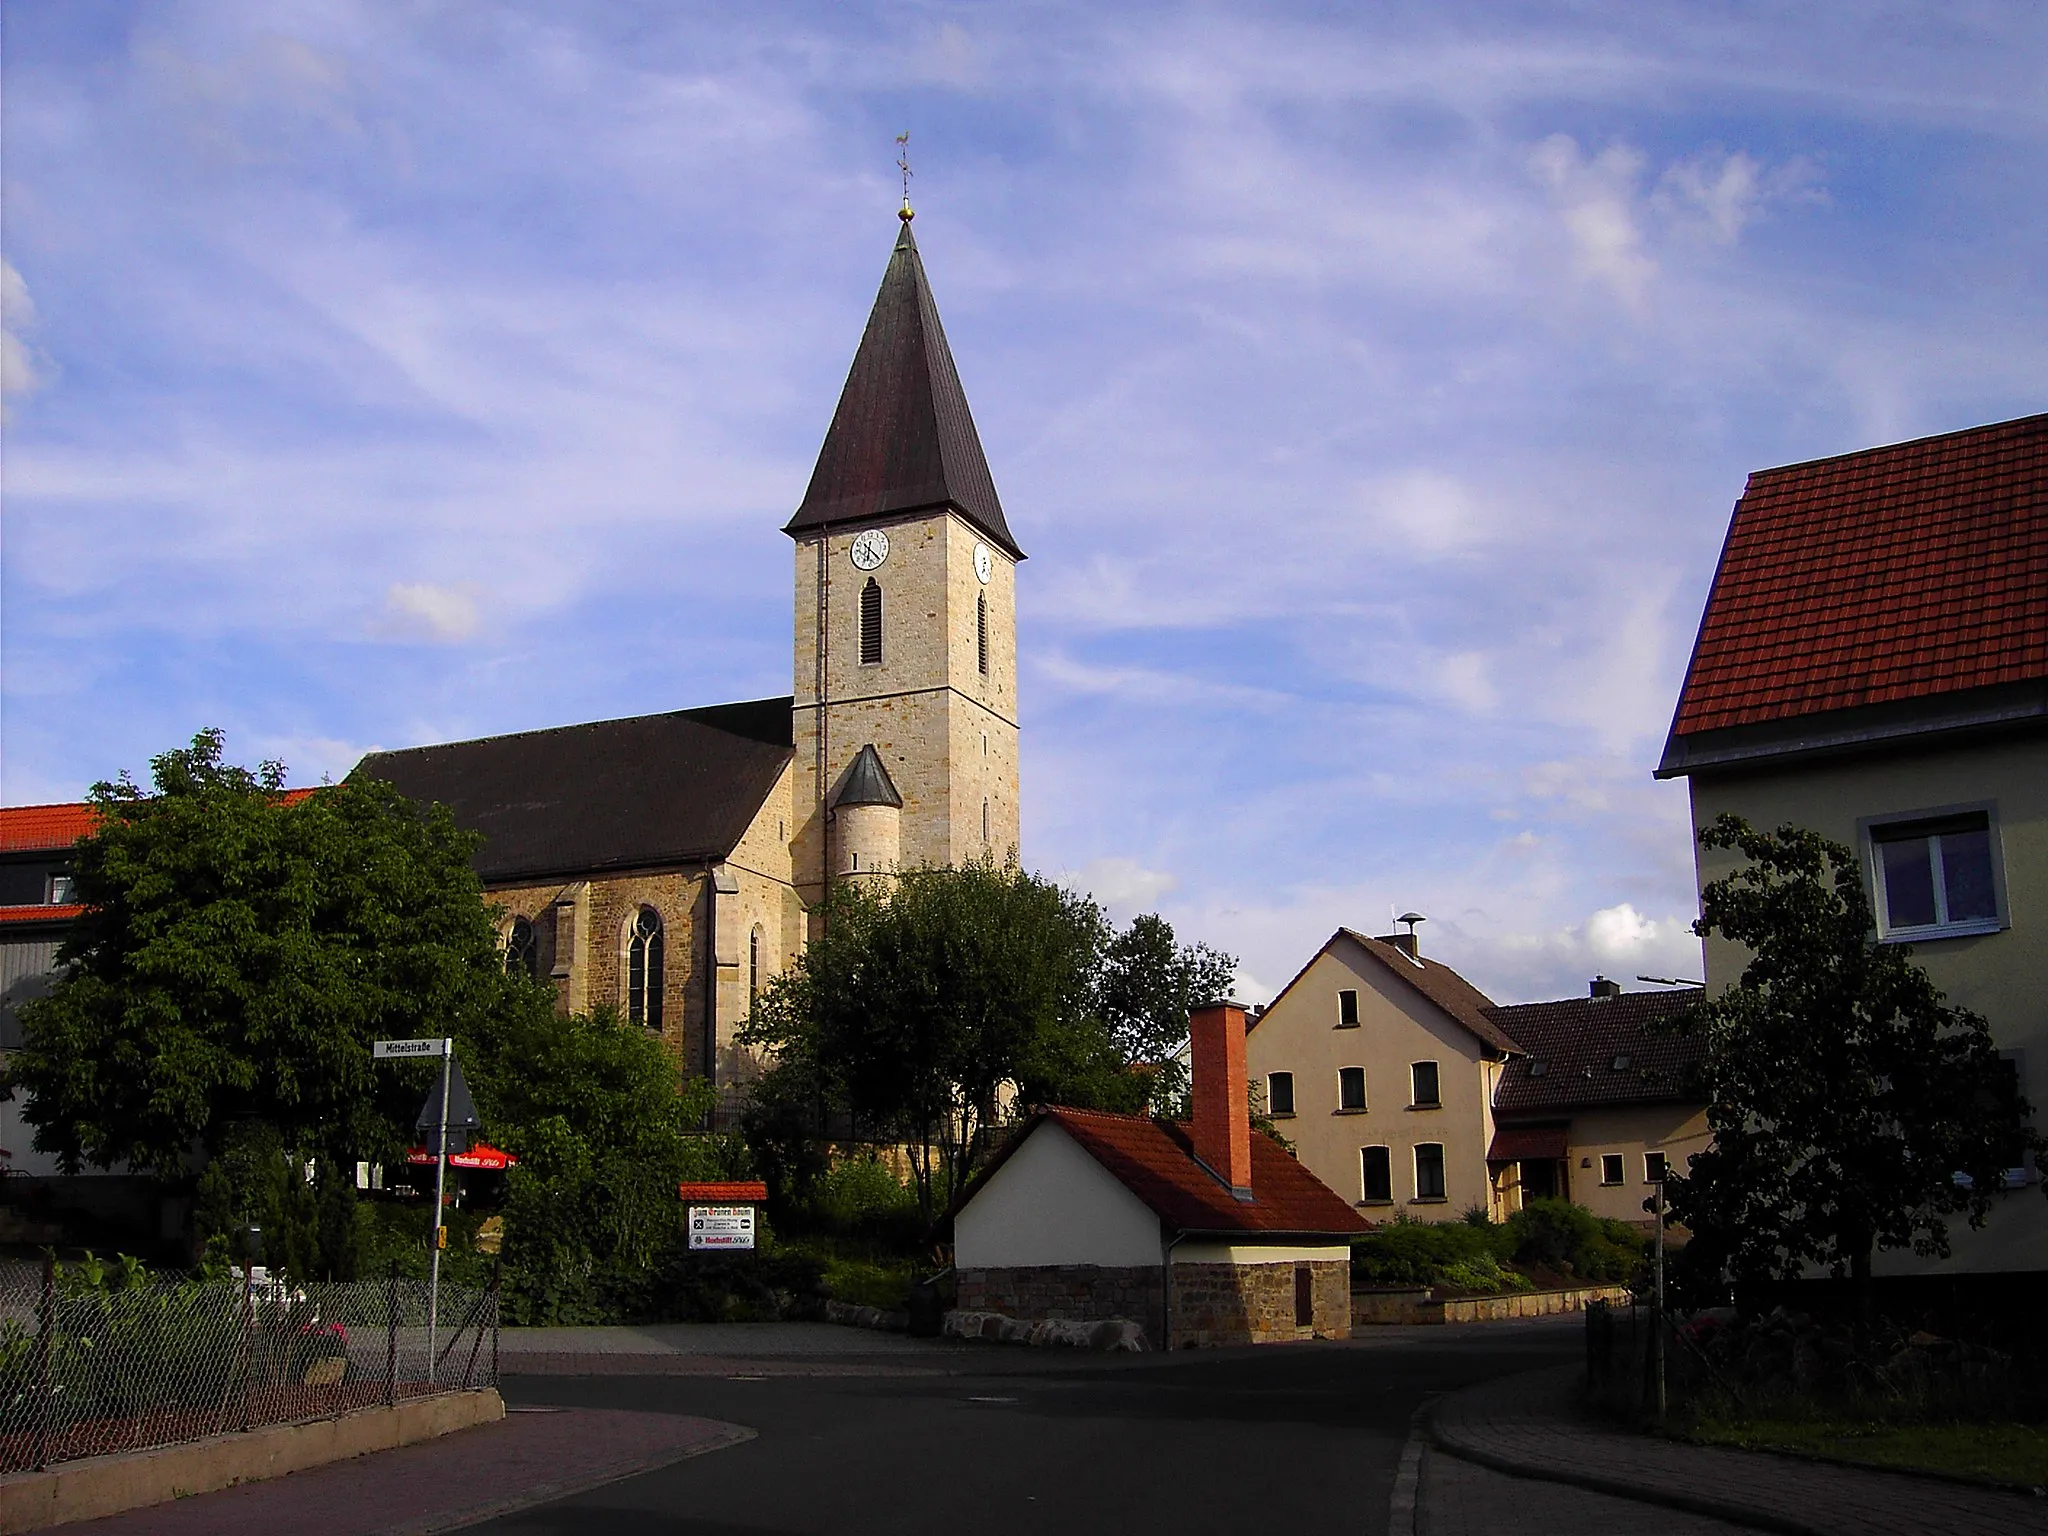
(895, 131, 914, 221)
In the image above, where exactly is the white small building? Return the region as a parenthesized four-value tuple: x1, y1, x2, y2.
(953, 1003, 1369, 1348)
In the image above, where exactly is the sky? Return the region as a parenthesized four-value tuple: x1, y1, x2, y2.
(4, 2, 2045, 1006)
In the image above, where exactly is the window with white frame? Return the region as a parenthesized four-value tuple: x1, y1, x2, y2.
(1410, 1060, 1441, 1107)
(1337, 989, 1360, 1027)
(46, 873, 75, 904)
(1867, 808, 2003, 940)
(1337, 1066, 1367, 1112)
(1645, 1151, 1669, 1184)
(1600, 1153, 1624, 1185)
(1414, 1143, 1446, 1201)
(1267, 1071, 1295, 1117)
(1361, 1145, 1392, 1202)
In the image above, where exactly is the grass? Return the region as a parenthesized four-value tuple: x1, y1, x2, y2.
(1684, 1414, 2048, 1489)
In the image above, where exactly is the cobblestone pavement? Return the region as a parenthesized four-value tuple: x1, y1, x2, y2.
(1420, 1444, 1759, 1535)
(1430, 1363, 2048, 1536)
(66, 1407, 750, 1536)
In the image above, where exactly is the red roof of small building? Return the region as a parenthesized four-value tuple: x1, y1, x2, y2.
(0, 904, 86, 928)
(1668, 413, 2048, 739)
(967, 1107, 1370, 1239)
(0, 803, 99, 852)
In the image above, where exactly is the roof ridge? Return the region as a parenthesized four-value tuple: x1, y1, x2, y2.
(357, 697, 797, 762)
(1747, 411, 2048, 481)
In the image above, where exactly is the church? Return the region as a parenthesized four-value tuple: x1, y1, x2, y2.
(355, 209, 1025, 1110)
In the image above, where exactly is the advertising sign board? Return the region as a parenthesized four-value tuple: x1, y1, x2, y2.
(688, 1205, 756, 1251)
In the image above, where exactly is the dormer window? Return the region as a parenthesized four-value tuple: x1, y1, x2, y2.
(47, 874, 76, 905)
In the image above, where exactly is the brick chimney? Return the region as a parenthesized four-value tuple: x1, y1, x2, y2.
(1190, 1001, 1253, 1199)
(1590, 975, 1622, 999)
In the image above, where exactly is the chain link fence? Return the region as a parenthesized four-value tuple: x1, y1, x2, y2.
(0, 1258, 498, 1474)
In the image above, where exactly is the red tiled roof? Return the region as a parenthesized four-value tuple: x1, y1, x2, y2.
(1669, 413, 2048, 738)
(0, 790, 320, 855)
(1487, 990, 1704, 1115)
(0, 904, 86, 927)
(971, 1107, 1370, 1238)
(0, 803, 98, 852)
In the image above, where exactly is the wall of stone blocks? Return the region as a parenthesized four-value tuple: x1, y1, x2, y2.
(956, 1265, 1164, 1344)
(1170, 1259, 1351, 1348)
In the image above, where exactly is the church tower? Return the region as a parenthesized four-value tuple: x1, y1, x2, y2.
(786, 211, 1024, 905)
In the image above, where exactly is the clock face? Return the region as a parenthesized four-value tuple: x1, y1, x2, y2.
(973, 543, 993, 584)
(849, 529, 889, 571)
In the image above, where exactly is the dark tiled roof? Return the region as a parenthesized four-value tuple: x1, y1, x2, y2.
(1666, 413, 2048, 742)
(967, 1107, 1370, 1239)
(784, 219, 1022, 561)
(352, 699, 794, 884)
(1488, 1124, 1568, 1162)
(1487, 991, 1705, 1114)
(832, 744, 903, 808)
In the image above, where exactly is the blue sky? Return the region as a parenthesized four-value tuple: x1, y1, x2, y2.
(4, 2, 2044, 1004)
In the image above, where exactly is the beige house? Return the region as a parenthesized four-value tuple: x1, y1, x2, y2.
(1656, 411, 2048, 1275)
(1244, 930, 1520, 1221)
(352, 211, 1026, 1110)
(1485, 981, 1710, 1228)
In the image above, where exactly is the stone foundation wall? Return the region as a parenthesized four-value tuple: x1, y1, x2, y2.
(1171, 1260, 1350, 1348)
(956, 1265, 1164, 1342)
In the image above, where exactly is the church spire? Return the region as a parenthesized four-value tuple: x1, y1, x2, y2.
(784, 220, 1024, 560)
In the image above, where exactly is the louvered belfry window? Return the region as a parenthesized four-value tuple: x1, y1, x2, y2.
(977, 593, 988, 675)
(860, 578, 883, 665)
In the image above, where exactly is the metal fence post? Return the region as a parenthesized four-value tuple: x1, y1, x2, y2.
(32, 1252, 55, 1471)
(491, 1258, 501, 1387)
(385, 1263, 399, 1408)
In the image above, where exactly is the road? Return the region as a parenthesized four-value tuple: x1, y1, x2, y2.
(474, 1319, 1757, 1535)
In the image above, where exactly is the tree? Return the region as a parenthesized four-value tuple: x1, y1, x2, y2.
(1666, 815, 2041, 1314)
(6, 729, 539, 1183)
(740, 860, 1236, 1224)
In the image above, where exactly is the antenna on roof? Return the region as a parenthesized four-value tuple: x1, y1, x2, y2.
(895, 131, 914, 221)
(1636, 974, 1705, 988)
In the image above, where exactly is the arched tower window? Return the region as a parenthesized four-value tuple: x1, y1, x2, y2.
(977, 593, 988, 675)
(627, 907, 664, 1031)
(860, 578, 883, 665)
(749, 925, 764, 1003)
(503, 916, 537, 979)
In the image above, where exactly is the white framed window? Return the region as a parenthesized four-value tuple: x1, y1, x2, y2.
(1337, 1066, 1367, 1112)
(46, 873, 76, 904)
(1645, 1151, 1669, 1184)
(1863, 805, 2005, 941)
(1360, 1145, 1392, 1202)
(1267, 1071, 1295, 1117)
(1410, 1061, 1441, 1107)
(1600, 1154, 1624, 1186)
(1414, 1143, 1446, 1201)
(1337, 989, 1360, 1027)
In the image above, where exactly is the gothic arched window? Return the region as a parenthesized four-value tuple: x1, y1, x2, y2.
(860, 578, 883, 665)
(627, 907, 664, 1031)
(749, 925, 764, 1004)
(977, 593, 988, 676)
(503, 916, 537, 979)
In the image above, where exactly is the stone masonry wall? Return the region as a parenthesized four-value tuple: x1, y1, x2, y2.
(956, 1266, 1164, 1344)
(1171, 1260, 1351, 1348)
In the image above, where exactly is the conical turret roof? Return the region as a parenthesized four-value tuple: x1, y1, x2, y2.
(832, 743, 904, 809)
(785, 220, 1023, 560)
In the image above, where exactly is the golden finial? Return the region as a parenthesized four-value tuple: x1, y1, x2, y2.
(895, 131, 914, 221)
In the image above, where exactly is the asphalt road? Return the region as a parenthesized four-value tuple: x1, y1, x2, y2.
(474, 1319, 1693, 1536)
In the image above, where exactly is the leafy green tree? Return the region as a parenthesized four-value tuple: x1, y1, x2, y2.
(7, 730, 538, 1181)
(1667, 815, 2041, 1313)
(741, 860, 1236, 1224)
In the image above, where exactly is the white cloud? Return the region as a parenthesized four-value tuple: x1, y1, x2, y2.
(1655, 148, 1824, 245)
(1, 259, 43, 416)
(1529, 134, 1656, 307)
(377, 583, 480, 643)
(1069, 855, 1179, 917)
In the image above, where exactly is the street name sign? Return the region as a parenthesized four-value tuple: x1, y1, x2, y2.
(374, 1038, 452, 1059)
(688, 1206, 756, 1251)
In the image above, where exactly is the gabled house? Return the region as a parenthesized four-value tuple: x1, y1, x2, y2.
(1243, 929, 1520, 1220)
(953, 1003, 1368, 1348)
(1485, 980, 1708, 1227)
(1657, 411, 2048, 1275)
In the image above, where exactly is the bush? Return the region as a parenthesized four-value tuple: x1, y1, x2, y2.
(1352, 1217, 1516, 1289)
(1506, 1199, 1646, 1283)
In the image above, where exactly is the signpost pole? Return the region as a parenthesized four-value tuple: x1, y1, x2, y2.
(427, 1040, 452, 1386)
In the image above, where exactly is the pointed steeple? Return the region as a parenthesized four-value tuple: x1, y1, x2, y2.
(785, 220, 1023, 560)
(831, 743, 903, 809)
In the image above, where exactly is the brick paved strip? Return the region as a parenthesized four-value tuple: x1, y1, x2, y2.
(1427, 1364, 2048, 1536)
(68, 1408, 752, 1536)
